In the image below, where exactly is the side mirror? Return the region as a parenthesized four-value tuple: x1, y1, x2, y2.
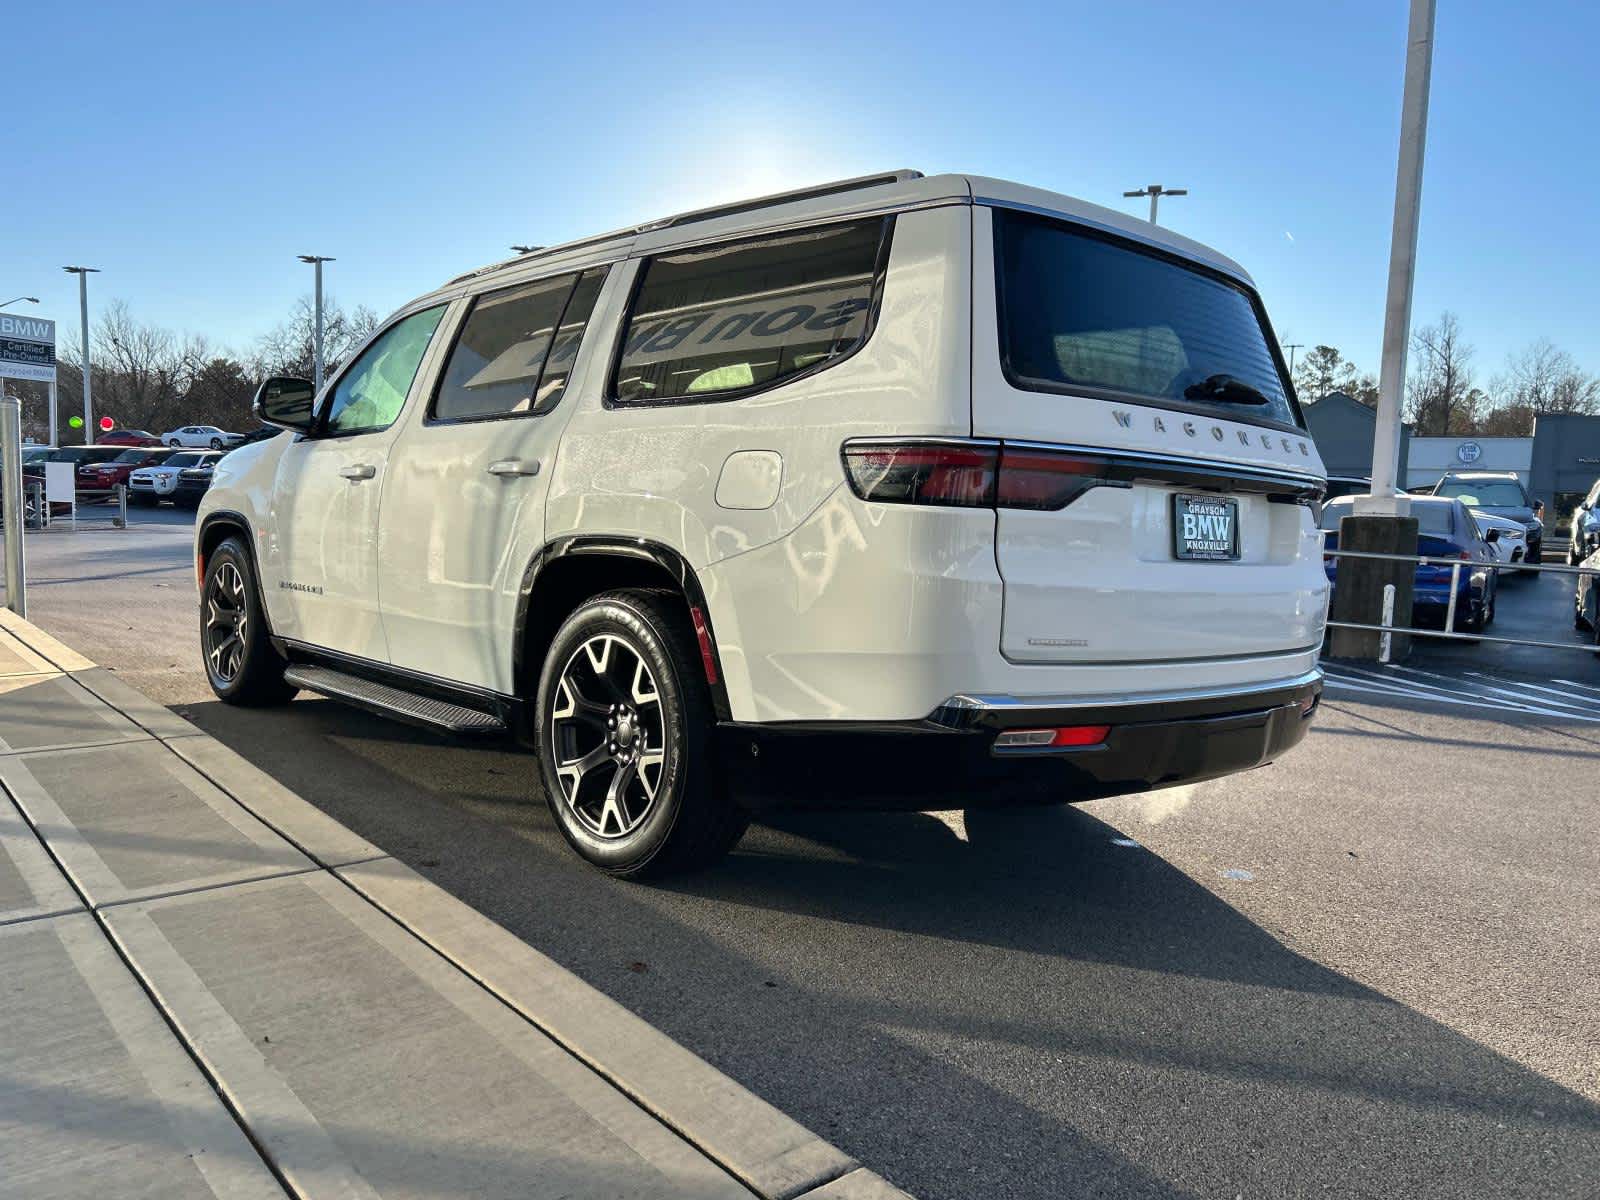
(254, 376, 317, 432)
(1484, 527, 1501, 543)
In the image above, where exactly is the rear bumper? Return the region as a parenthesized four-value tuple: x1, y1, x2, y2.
(720, 669, 1322, 809)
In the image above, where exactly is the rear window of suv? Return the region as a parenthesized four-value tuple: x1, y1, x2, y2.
(613, 218, 889, 405)
(1434, 478, 1530, 507)
(993, 209, 1300, 429)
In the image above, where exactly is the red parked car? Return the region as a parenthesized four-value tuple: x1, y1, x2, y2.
(96, 429, 163, 447)
(77, 447, 177, 496)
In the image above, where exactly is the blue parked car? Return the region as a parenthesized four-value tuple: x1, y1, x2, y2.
(1320, 495, 1500, 634)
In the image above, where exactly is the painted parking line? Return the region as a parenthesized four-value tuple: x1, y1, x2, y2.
(1322, 663, 1600, 724)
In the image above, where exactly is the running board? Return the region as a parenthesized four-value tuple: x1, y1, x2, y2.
(283, 666, 507, 735)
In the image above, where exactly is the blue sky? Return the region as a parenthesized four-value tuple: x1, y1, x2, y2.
(8, 0, 1597, 389)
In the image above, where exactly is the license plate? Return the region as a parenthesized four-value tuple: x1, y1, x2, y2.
(1173, 494, 1239, 561)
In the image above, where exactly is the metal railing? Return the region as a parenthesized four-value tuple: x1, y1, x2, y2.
(1323, 546, 1600, 659)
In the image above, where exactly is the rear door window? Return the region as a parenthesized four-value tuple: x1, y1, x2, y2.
(993, 209, 1300, 429)
(432, 267, 607, 422)
(613, 218, 889, 404)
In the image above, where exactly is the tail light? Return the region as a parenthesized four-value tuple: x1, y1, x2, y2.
(841, 441, 1118, 511)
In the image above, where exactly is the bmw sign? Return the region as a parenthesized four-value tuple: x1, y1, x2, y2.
(1456, 440, 1483, 465)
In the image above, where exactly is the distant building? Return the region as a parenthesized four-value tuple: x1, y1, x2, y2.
(1301, 391, 1411, 481)
(1301, 391, 1600, 524)
(1404, 437, 1531, 491)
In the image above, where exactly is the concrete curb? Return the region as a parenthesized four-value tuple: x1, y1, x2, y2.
(2, 609, 910, 1200)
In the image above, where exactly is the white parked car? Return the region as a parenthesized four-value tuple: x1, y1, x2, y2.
(130, 450, 222, 504)
(195, 170, 1329, 876)
(162, 425, 242, 449)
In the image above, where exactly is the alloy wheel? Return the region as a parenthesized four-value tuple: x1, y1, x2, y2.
(550, 633, 667, 839)
(204, 561, 249, 683)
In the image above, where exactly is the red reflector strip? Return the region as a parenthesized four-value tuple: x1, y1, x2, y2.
(688, 605, 719, 686)
(994, 724, 1111, 749)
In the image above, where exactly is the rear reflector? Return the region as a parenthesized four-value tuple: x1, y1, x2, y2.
(688, 605, 719, 687)
(994, 725, 1111, 749)
(842, 440, 1117, 511)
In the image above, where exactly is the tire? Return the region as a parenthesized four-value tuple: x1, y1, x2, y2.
(200, 537, 297, 705)
(534, 589, 747, 878)
(209, 438, 223, 450)
(167, 439, 181, 447)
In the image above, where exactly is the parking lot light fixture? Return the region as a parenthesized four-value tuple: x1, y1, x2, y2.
(298, 255, 335, 393)
(1123, 184, 1187, 225)
(0, 296, 40, 310)
(63, 267, 100, 444)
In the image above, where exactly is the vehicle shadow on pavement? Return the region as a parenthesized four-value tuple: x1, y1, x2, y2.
(177, 696, 1600, 1200)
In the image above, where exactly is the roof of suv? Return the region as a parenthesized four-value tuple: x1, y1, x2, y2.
(430, 170, 1254, 304)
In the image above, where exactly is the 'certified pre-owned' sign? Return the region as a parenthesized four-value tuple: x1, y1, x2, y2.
(0, 315, 57, 383)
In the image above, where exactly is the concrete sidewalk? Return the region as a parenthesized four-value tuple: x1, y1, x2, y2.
(0, 609, 908, 1200)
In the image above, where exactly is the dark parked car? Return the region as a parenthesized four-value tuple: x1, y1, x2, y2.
(24, 445, 124, 512)
(1429, 471, 1544, 571)
(1323, 475, 1371, 502)
(96, 429, 163, 446)
(1567, 478, 1600, 565)
(1321, 495, 1500, 635)
(237, 425, 283, 446)
(172, 458, 220, 509)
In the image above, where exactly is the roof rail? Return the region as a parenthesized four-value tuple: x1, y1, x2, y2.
(639, 169, 924, 233)
(447, 169, 922, 285)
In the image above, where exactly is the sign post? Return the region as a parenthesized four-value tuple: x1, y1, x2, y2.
(0, 314, 58, 445)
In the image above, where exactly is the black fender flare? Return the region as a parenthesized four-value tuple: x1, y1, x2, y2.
(514, 535, 732, 721)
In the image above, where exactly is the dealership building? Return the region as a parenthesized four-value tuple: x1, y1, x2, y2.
(1303, 390, 1600, 522)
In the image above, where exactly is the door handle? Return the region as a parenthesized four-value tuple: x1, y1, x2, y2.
(487, 459, 540, 477)
(339, 463, 377, 481)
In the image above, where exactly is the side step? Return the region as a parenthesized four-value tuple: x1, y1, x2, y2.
(283, 666, 507, 735)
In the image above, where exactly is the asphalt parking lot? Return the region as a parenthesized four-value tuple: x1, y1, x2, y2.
(6, 513, 1599, 1199)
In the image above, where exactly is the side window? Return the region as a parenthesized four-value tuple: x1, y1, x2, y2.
(323, 305, 447, 435)
(613, 218, 888, 405)
(432, 267, 606, 422)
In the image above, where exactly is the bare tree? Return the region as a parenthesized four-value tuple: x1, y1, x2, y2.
(1405, 312, 1479, 435)
(254, 296, 379, 381)
(1492, 338, 1600, 417)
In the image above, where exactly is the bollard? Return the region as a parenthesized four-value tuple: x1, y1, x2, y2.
(1444, 561, 1461, 635)
(114, 483, 128, 529)
(1, 397, 26, 617)
(1379, 584, 1395, 664)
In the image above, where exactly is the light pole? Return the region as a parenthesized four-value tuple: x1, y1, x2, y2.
(1123, 184, 1187, 225)
(1364, 0, 1435, 514)
(1283, 342, 1304, 380)
(0, 296, 40, 310)
(63, 267, 99, 444)
(298, 255, 335, 392)
(510, 245, 542, 255)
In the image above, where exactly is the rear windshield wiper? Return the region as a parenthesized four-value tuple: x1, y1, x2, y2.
(1183, 374, 1271, 406)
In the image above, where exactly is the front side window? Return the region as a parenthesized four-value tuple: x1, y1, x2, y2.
(433, 268, 606, 422)
(323, 305, 447, 435)
(167, 452, 203, 468)
(994, 209, 1300, 429)
(614, 218, 888, 404)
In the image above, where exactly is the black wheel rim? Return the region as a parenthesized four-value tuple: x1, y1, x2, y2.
(204, 562, 248, 683)
(550, 633, 667, 839)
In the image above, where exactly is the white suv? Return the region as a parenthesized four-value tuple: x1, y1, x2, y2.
(196, 171, 1328, 876)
